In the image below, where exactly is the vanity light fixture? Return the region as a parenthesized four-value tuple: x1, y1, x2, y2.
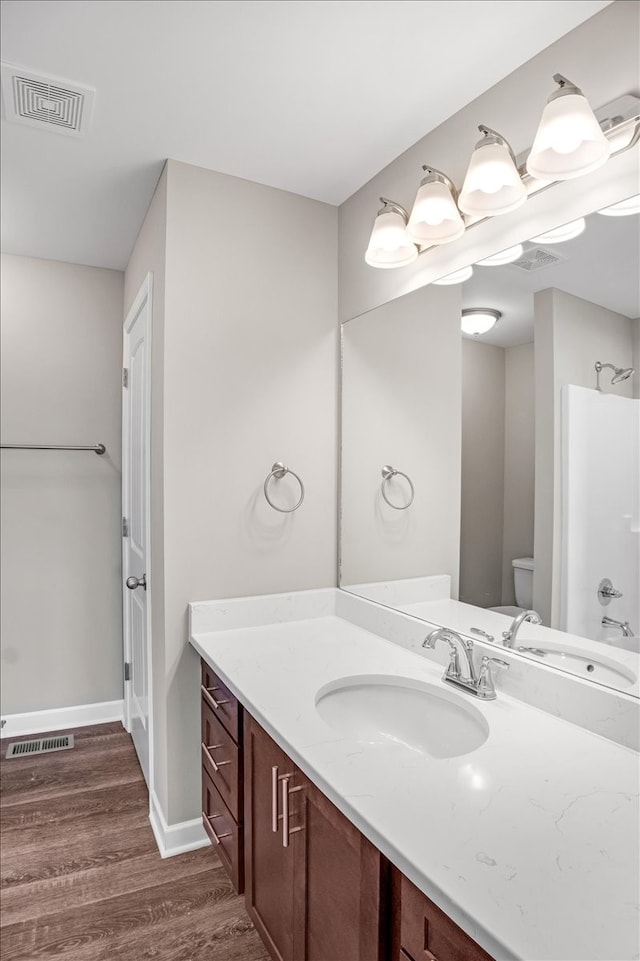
(364, 198, 418, 268)
(458, 126, 527, 217)
(432, 265, 474, 285)
(406, 167, 465, 245)
(526, 74, 611, 181)
(476, 244, 524, 267)
(530, 217, 586, 244)
(596, 194, 640, 217)
(364, 80, 638, 269)
(461, 308, 501, 336)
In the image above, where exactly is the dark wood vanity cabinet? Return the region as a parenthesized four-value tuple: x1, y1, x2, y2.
(200, 659, 495, 961)
(392, 872, 494, 961)
(244, 713, 385, 961)
(200, 660, 244, 893)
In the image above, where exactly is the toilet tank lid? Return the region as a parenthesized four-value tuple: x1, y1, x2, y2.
(512, 556, 535, 571)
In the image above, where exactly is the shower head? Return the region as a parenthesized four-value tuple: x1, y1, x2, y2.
(611, 366, 635, 384)
(594, 360, 635, 391)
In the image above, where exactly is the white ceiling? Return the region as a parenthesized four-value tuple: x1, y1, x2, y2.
(1, 0, 611, 270)
(461, 208, 640, 348)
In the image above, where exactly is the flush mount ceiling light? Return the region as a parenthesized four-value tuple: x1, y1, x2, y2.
(461, 308, 502, 336)
(476, 244, 524, 267)
(406, 167, 465, 246)
(364, 198, 418, 269)
(596, 194, 640, 217)
(432, 265, 474, 285)
(458, 126, 527, 217)
(526, 74, 611, 181)
(530, 217, 586, 244)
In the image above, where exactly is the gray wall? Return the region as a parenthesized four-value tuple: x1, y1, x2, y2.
(534, 288, 634, 626)
(0, 254, 124, 714)
(342, 284, 461, 591)
(459, 340, 535, 609)
(502, 343, 535, 604)
(338, 1, 640, 322)
(125, 159, 338, 825)
(460, 340, 505, 607)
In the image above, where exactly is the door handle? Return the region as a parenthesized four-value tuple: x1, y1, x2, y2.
(126, 574, 147, 591)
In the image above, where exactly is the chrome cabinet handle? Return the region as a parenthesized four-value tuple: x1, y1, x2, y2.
(281, 776, 303, 848)
(126, 574, 146, 591)
(200, 684, 230, 712)
(204, 811, 231, 844)
(201, 741, 231, 773)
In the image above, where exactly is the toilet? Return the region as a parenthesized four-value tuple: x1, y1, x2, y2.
(490, 557, 535, 616)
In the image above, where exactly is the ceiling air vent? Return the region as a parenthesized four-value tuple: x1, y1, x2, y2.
(509, 247, 567, 272)
(1, 63, 95, 137)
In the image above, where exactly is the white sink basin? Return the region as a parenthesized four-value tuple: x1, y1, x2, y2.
(315, 674, 489, 759)
(516, 643, 636, 688)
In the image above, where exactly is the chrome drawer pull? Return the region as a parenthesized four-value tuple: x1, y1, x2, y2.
(201, 684, 230, 712)
(201, 741, 232, 773)
(281, 776, 303, 848)
(205, 812, 232, 844)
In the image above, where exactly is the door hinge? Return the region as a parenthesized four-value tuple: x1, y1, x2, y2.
(123, 367, 129, 388)
(124, 662, 131, 682)
(122, 516, 129, 537)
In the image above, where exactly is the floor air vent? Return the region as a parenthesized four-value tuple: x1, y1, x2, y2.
(1, 63, 94, 137)
(5, 735, 74, 759)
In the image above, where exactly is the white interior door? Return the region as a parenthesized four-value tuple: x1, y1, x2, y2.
(122, 274, 152, 787)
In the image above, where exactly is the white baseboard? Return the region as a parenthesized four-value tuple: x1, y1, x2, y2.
(0, 700, 124, 739)
(149, 789, 209, 858)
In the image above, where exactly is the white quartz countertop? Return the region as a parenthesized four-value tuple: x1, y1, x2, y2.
(190, 594, 639, 961)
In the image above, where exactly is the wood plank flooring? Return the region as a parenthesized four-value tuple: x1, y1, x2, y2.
(0, 722, 269, 961)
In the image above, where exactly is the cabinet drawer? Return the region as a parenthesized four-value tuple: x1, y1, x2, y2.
(202, 767, 243, 893)
(202, 698, 242, 820)
(400, 875, 493, 961)
(201, 660, 240, 742)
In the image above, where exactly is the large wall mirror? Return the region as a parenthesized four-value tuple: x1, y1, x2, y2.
(340, 194, 639, 698)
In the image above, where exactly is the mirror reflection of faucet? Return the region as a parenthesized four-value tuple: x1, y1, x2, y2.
(502, 610, 542, 648)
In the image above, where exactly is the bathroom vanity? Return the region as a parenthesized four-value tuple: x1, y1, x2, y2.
(190, 588, 639, 961)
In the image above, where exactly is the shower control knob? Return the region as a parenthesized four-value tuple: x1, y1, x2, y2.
(126, 574, 147, 591)
(597, 578, 622, 604)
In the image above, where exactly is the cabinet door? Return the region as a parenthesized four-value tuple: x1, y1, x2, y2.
(244, 714, 295, 961)
(399, 874, 494, 961)
(292, 768, 385, 961)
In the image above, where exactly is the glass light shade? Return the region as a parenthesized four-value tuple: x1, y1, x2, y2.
(597, 194, 640, 217)
(458, 143, 527, 216)
(476, 244, 524, 267)
(530, 217, 585, 244)
(461, 308, 501, 335)
(526, 93, 611, 181)
(365, 209, 418, 268)
(433, 265, 474, 285)
(407, 180, 465, 245)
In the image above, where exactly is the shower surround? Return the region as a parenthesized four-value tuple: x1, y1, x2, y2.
(561, 384, 640, 647)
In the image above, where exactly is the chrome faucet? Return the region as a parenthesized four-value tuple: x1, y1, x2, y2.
(602, 615, 634, 638)
(422, 628, 509, 700)
(502, 609, 542, 648)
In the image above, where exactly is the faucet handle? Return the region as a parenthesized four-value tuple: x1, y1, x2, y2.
(470, 627, 495, 643)
(477, 656, 510, 699)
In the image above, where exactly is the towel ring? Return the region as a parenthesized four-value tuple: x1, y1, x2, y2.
(264, 462, 305, 513)
(380, 465, 414, 510)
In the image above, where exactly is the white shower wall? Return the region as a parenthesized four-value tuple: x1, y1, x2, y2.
(561, 385, 640, 644)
